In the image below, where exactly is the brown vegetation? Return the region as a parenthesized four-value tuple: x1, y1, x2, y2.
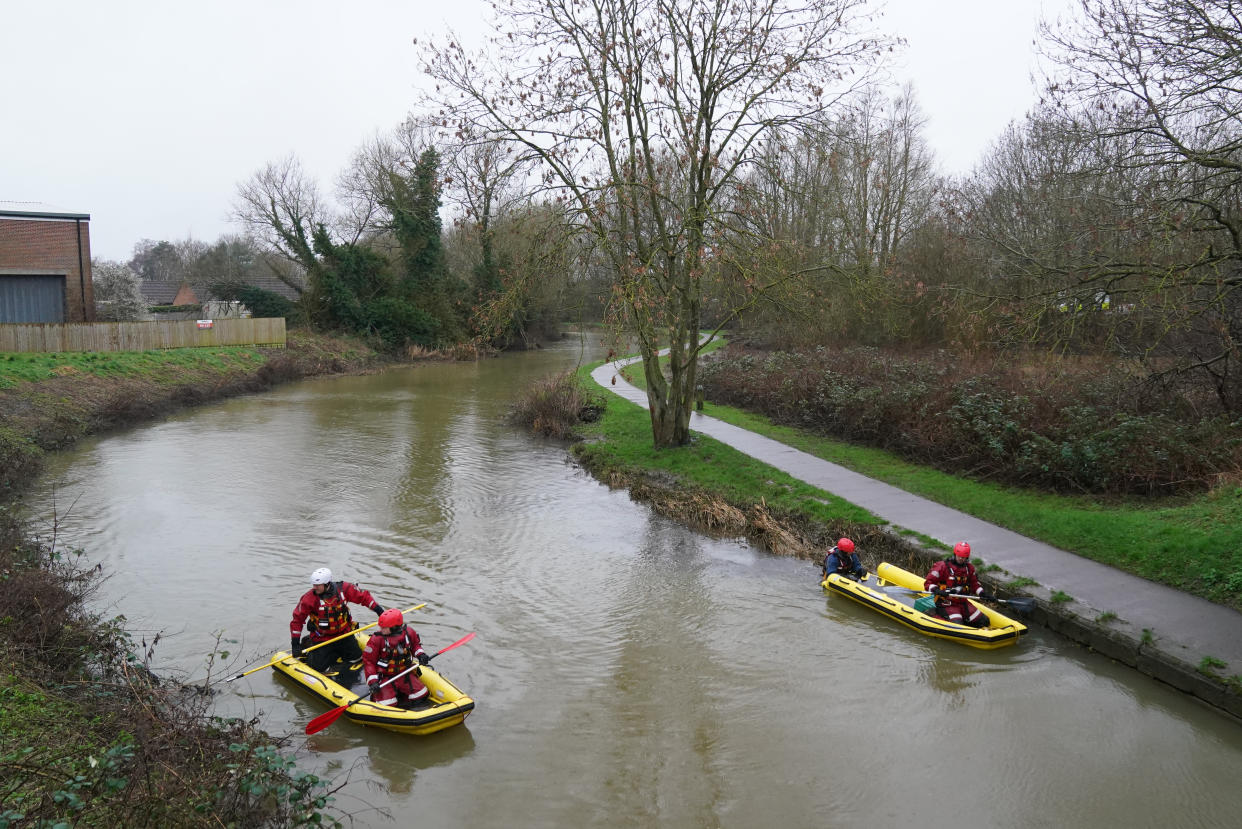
(507, 370, 606, 440)
(0, 520, 343, 826)
(700, 344, 1242, 496)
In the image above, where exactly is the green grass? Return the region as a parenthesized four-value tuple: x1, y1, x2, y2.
(1050, 590, 1074, 604)
(1199, 655, 1228, 674)
(0, 348, 266, 389)
(689, 392, 1242, 609)
(605, 341, 1242, 608)
(574, 364, 878, 528)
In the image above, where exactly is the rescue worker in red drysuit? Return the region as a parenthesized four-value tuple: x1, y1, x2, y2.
(821, 536, 867, 581)
(362, 608, 431, 708)
(290, 567, 385, 673)
(924, 542, 988, 628)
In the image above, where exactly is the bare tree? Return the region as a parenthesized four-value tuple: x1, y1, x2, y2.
(1040, 0, 1242, 409)
(423, 0, 887, 447)
(718, 84, 938, 345)
(233, 155, 327, 295)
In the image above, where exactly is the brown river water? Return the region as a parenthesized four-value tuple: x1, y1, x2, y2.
(26, 332, 1242, 828)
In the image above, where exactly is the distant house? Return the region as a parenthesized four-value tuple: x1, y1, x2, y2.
(138, 280, 200, 308)
(227, 272, 303, 302)
(0, 201, 95, 323)
(140, 272, 302, 320)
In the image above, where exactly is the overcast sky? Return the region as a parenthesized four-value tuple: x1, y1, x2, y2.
(1, 0, 1073, 262)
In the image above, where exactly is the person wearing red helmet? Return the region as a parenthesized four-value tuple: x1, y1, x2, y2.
(924, 542, 987, 627)
(362, 608, 431, 708)
(822, 536, 867, 581)
(290, 567, 385, 673)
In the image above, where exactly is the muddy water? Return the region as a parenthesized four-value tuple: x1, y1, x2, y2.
(26, 333, 1242, 827)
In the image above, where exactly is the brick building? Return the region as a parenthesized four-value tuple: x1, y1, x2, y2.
(0, 202, 95, 323)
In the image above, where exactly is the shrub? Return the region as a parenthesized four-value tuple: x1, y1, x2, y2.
(364, 297, 438, 351)
(698, 345, 1242, 495)
(0, 427, 43, 496)
(509, 371, 605, 439)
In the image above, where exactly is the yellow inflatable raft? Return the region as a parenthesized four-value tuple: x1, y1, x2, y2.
(272, 631, 474, 735)
(822, 562, 1027, 650)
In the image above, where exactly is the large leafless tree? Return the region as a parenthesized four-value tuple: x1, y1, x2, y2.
(233, 155, 327, 296)
(423, 0, 887, 447)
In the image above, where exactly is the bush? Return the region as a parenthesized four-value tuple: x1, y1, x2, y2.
(0, 529, 342, 826)
(237, 286, 296, 320)
(0, 427, 43, 497)
(699, 346, 1242, 495)
(509, 370, 605, 439)
(365, 297, 439, 351)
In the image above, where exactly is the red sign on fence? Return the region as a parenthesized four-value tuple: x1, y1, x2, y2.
(196, 320, 214, 329)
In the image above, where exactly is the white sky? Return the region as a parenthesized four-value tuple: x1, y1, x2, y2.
(1, 0, 1073, 262)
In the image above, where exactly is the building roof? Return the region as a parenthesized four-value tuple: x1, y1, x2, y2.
(236, 272, 303, 301)
(0, 200, 90, 220)
(138, 280, 184, 305)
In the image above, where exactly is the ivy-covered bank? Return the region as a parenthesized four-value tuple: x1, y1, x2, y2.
(0, 332, 395, 827)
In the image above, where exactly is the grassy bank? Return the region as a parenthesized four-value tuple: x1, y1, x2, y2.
(0, 331, 392, 826)
(694, 404, 1242, 607)
(602, 352, 1242, 610)
(0, 331, 385, 497)
(569, 365, 928, 567)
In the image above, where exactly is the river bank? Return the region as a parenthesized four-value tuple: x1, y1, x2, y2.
(18, 333, 1242, 826)
(0, 330, 401, 826)
(572, 359, 1242, 720)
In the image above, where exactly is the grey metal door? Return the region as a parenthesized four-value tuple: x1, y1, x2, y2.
(0, 275, 66, 323)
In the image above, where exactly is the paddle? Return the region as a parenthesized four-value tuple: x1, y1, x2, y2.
(223, 602, 427, 683)
(879, 585, 1036, 615)
(304, 631, 477, 735)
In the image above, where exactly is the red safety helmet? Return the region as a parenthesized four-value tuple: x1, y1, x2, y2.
(837, 537, 855, 553)
(953, 541, 971, 560)
(378, 608, 404, 628)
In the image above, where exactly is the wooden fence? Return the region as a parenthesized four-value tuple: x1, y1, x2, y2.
(0, 317, 286, 353)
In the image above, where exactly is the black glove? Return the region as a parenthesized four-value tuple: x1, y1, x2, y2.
(291, 637, 303, 658)
(368, 680, 380, 693)
(373, 605, 384, 615)
(416, 653, 430, 666)
(857, 569, 869, 580)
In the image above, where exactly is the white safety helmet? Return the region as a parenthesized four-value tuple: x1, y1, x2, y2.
(310, 567, 333, 585)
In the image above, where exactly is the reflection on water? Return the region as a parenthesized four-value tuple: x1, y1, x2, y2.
(25, 331, 1242, 827)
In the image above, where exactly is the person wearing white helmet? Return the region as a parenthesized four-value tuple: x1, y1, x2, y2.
(290, 567, 386, 673)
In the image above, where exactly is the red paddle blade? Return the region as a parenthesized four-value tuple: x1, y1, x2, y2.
(305, 703, 349, 735)
(435, 631, 476, 657)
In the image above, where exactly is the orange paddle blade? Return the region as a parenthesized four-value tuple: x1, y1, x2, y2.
(305, 703, 350, 735)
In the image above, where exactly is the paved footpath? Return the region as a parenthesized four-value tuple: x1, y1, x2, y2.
(591, 361, 1242, 694)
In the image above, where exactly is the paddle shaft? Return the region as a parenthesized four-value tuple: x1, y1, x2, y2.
(224, 602, 426, 682)
(880, 584, 1034, 611)
(304, 631, 476, 735)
